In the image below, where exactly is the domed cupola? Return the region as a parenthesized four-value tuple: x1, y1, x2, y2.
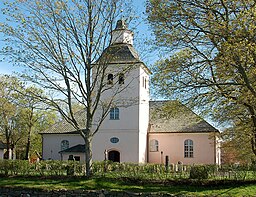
(110, 20, 134, 45)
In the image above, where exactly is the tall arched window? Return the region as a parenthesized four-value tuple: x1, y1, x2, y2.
(150, 139, 159, 152)
(107, 74, 113, 85)
(61, 140, 69, 151)
(184, 139, 193, 158)
(110, 107, 119, 120)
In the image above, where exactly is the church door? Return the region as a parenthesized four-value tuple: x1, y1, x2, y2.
(108, 150, 120, 162)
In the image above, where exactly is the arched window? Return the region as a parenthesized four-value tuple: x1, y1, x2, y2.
(61, 140, 69, 151)
(184, 139, 193, 158)
(150, 139, 159, 152)
(142, 76, 147, 89)
(110, 107, 119, 120)
(119, 73, 124, 84)
(107, 74, 113, 85)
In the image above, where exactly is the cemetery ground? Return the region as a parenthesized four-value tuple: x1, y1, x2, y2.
(0, 160, 255, 196)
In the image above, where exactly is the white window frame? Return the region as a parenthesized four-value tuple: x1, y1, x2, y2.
(150, 139, 159, 152)
(184, 139, 193, 158)
(110, 107, 119, 120)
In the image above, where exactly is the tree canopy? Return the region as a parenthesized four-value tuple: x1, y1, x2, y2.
(0, 75, 57, 160)
(146, 0, 256, 158)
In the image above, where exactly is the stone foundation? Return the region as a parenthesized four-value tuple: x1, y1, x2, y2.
(0, 187, 176, 197)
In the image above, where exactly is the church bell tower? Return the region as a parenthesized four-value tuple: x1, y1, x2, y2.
(92, 19, 151, 163)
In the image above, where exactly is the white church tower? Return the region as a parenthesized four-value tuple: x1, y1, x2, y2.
(92, 20, 151, 163)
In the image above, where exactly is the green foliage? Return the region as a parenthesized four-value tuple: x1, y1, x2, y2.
(146, 0, 256, 156)
(189, 165, 209, 180)
(0, 75, 58, 160)
(0, 160, 255, 183)
(0, 160, 32, 175)
(35, 160, 66, 176)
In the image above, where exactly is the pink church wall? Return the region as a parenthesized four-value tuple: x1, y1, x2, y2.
(148, 132, 218, 165)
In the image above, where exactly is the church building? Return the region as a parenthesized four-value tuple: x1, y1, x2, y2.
(41, 20, 221, 165)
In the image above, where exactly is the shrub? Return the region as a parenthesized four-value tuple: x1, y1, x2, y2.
(0, 160, 255, 181)
(189, 165, 209, 180)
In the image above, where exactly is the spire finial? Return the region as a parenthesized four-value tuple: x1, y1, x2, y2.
(115, 19, 127, 30)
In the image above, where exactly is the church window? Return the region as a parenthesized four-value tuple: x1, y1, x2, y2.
(110, 107, 119, 120)
(110, 137, 119, 143)
(61, 140, 69, 151)
(184, 139, 193, 158)
(107, 74, 113, 85)
(142, 76, 147, 89)
(119, 73, 124, 84)
(150, 139, 159, 152)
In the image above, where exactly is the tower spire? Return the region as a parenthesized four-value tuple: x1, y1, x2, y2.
(111, 19, 134, 45)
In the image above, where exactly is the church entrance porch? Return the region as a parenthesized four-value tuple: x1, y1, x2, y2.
(108, 150, 120, 162)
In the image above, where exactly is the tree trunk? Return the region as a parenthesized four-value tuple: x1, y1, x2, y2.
(25, 127, 32, 160)
(84, 132, 93, 177)
(247, 105, 256, 156)
(5, 127, 11, 160)
(251, 129, 256, 156)
(25, 136, 31, 160)
(11, 146, 16, 160)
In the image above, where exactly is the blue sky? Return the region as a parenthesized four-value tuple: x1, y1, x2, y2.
(0, 0, 155, 75)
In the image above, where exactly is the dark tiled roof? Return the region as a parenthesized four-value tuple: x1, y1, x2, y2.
(40, 110, 85, 134)
(96, 43, 151, 75)
(59, 144, 85, 153)
(42, 101, 218, 134)
(149, 100, 218, 133)
(97, 43, 141, 64)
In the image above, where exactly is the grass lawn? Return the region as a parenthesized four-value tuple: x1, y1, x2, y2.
(0, 176, 256, 196)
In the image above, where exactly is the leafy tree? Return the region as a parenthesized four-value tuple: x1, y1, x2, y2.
(146, 0, 256, 158)
(15, 107, 58, 160)
(0, 75, 57, 160)
(221, 128, 253, 164)
(0, 75, 22, 159)
(1, 0, 135, 176)
(16, 86, 58, 160)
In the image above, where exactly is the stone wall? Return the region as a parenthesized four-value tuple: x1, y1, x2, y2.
(0, 187, 175, 197)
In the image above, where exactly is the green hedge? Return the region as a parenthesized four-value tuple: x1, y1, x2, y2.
(189, 165, 209, 179)
(0, 160, 255, 181)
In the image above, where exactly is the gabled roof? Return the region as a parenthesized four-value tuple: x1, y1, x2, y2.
(149, 100, 218, 133)
(41, 100, 218, 134)
(40, 110, 85, 134)
(59, 144, 85, 153)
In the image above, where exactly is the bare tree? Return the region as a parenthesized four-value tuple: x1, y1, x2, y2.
(1, 0, 136, 176)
